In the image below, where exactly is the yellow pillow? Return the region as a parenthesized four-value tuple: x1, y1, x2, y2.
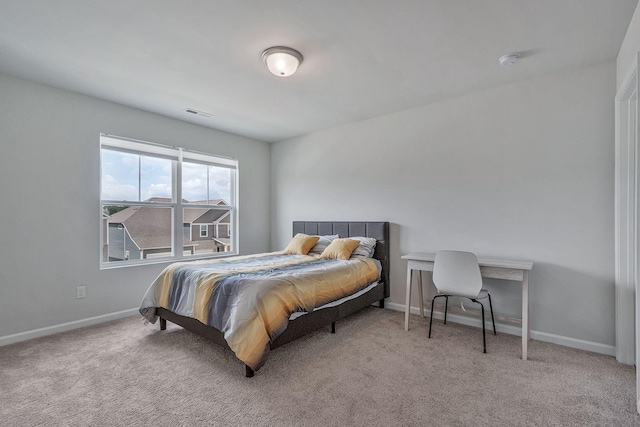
(283, 233, 320, 255)
(320, 238, 360, 260)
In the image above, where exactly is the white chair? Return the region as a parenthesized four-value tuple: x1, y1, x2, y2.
(429, 250, 496, 353)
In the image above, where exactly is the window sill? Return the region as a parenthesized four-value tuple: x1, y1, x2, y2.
(99, 251, 239, 270)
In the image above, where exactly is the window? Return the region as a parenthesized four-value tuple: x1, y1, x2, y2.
(100, 134, 238, 268)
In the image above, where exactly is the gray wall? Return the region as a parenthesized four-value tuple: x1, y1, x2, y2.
(271, 61, 616, 347)
(0, 57, 619, 350)
(0, 72, 271, 337)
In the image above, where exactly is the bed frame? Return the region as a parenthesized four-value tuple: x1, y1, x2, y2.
(156, 221, 390, 377)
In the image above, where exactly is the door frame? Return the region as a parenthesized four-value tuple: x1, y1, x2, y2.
(615, 53, 639, 412)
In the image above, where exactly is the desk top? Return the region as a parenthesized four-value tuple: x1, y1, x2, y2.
(401, 252, 533, 271)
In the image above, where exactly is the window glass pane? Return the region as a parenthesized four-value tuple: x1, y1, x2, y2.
(101, 150, 139, 201)
(183, 207, 232, 255)
(182, 162, 232, 205)
(140, 156, 172, 202)
(182, 162, 208, 203)
(209, 166, 231, 205)
(102, 205, 173, 263)
(101, 150, 173, 202)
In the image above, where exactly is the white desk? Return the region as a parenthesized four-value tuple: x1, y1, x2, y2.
(401, 253, 533, 360)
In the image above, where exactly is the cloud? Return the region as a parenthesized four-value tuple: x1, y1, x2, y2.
(143, 183, 171, 199)
(101, 174, 138, 201)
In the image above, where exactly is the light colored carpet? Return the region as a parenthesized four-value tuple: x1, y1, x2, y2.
(1, 307, 638, 427)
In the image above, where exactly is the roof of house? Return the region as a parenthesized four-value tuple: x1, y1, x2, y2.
(211, 210, 230, 224)
(108, 206, 196, 250)
(182, 206, 231, 224)
(183, 208, 210, 223)
(213, 238, 231, 246)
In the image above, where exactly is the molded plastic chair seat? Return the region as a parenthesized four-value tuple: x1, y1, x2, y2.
(436, 288, 490, 300)
(475, 289, 489, 299)
(429, 250, 496, 353)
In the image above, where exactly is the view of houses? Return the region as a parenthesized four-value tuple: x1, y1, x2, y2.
(102, 198, 231, 262)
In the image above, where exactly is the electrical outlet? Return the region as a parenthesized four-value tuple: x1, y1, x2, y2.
(76, 285, 87, 299)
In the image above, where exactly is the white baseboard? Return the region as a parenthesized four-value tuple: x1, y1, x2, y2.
(0, 308, 139, 347)
(1, 303, 617, 358)
(385, 302, 616, 357)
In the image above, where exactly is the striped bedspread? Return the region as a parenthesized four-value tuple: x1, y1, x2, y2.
(139, 252, 380, 371)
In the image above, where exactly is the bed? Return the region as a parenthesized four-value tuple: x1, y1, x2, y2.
(140, 221, 390, 377)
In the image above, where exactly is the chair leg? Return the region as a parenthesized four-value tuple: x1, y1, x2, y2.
(488, 293, 496, 335)
(429, 295, 445, 338)
(472, 299, 487, 353)
(480, 301, 486, 353)
(444, 295, 449, 325)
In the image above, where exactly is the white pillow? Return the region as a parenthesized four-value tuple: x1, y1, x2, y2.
(349, 236, 377, 259)
(308, 234, 340, 255)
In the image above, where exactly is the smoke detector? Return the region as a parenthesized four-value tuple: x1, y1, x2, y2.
(499, 53, 520, 67)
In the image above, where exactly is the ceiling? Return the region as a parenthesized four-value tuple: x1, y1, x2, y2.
(0, 0, 637, 142)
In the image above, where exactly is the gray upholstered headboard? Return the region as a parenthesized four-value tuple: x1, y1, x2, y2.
(292, 221, 390, 298)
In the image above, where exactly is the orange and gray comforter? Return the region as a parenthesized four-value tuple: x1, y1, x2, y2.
(139, 252, 380, 371)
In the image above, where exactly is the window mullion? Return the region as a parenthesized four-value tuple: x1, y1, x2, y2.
(231, 168, 238, 250)
(138, 155, 141, 202)
(101, 200, 174, 208)
(174, 152, 184, 260)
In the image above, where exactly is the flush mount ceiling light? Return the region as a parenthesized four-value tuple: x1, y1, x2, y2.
(261, 46, 303, 77)
(499, 53, 520, 67)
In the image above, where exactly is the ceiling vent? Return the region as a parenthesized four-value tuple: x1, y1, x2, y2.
(184, 108, 214, 118)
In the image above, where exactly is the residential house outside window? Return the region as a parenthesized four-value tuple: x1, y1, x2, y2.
(100, 134, 238, 268)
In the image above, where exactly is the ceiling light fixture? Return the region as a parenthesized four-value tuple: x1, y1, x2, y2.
(261, 46, 303, 77)
(499, 53, 520, 67)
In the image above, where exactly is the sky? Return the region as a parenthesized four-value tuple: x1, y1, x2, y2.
(101, 150, 232, 204)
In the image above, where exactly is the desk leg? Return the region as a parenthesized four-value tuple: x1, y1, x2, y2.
(522, 270, 529, 360)
(417, 271, 424, 318)
(404, 267, 413, 331)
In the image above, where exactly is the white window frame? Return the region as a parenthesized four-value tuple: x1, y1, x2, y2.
(200, 224, 208, 237)
(100, 134, 238, 269)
